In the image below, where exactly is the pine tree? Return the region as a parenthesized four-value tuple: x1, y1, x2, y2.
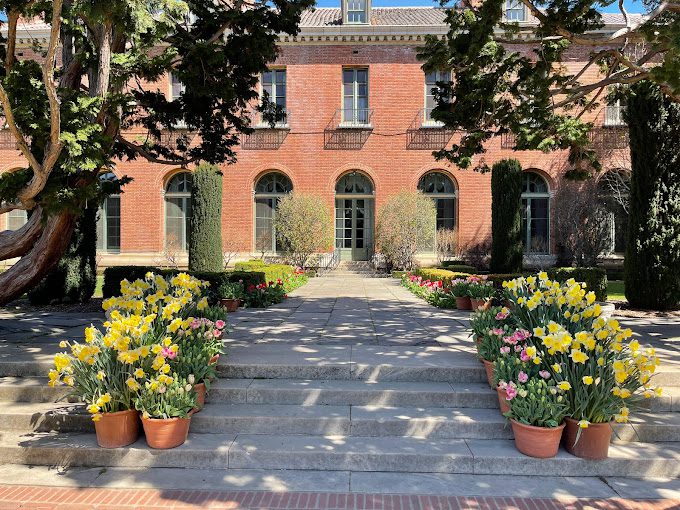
(624, 82, 680, 310)
(189, 163, 224, 272)
(490, 159, 524, 273)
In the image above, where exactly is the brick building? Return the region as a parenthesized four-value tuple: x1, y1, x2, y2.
(0, 2, 632, 267)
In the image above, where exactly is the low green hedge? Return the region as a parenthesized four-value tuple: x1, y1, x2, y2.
(414, 268, 472, 287)
(102, 266, 266, 300)
(234, 260, 295, 283)
(438, 264, 477, 274)
(484, 273, 530, 288)
(547, 267, 608, 302)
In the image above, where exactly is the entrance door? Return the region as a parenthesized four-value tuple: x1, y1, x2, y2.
(335, 197, 373, 261)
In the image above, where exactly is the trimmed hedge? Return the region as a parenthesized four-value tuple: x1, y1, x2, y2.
(29, 204, 97, 304)
(438, 264, 477, 274)
(189, 163, 223, 272)
(102, 266, 266, 300)
(414, 268, 471, 287)
(234, 260, 295, 283)
(484, 273, 530, 288)
(490, 159, 524, 273)
(548, 267, 607, 302)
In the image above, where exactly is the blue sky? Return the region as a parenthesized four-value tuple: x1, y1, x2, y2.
(315, 0, 647, 13)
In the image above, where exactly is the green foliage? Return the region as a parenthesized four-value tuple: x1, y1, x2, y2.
(624, 82, 680, 310)
(440, 262, 477, 273)
(273, 193, 334, 268)
(547, 267, 608, 302)
(234, 261, 295, 283)
(134, 376, 198, 419)
(28, 203, 97, 304)
(189, 163, 223, 273)
(483, 273, 530, 288)
(216, 282, 243, 300)
(490, 159, 523, 273)
(506, 379, 569, 428)
(376, 191, 437, 271)
(414, 268, 471, 287)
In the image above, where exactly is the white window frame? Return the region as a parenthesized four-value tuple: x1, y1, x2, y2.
(521, 172, 551, 255)
(505, 0, 527, 21)
(424, 70, 451, 127)
(341, 67, 370, 127)
(258, 68, 288, 128)
(97, 195, 121, 252)
(604, 98, 625, 127)
(346, 0, 368, 24)
(253, 172, 293, 254)
(164, 172, 192, 252)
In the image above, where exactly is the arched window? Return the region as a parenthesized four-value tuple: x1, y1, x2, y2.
(521, 172, 550, 254)
(597, 170, 630, 254)
(418, 171, 457, 253)
(335, 172, 373, 195)
(254, 172, 292, 253)
(97, 172, 121, 252)
(335, 171, 374, 260)
(165, 172, 192, 251)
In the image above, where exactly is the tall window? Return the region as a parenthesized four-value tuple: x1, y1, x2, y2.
(346, 0, 367, 23)
(418, 172, 457, 252)
(521, 172, 550, 254)
(424, 71, 450, 125)
(342, 68, 369, 126)
(96, 172, 121, 252)
(165, 172, 192, 251)
(254, 172, 292, 253)
(260, 69, 287, 125)
(169, 73, 184, 101)
(604, 99, 625, 126)
(505, 0, 526, 21)
(598, 170, 629, 254)
(6, 209, 27, 230)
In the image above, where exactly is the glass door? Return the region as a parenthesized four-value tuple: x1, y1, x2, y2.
(335, 198, 373, 261)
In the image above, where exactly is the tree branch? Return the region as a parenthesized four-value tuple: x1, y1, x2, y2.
(117, 134, 196, 166)
(0, 207, 43, 260)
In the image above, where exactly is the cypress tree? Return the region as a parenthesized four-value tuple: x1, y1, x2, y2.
(624, 82, 680, 310)
(188, 163, 224, 272)
(490, 158, 524, 273)
(28, 203, 97, 304)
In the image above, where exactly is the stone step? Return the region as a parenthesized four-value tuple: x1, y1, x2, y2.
(4, 400, 680, 443)
(2, 431, 680, 477)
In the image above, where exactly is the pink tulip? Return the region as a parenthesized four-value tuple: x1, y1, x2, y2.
(518, 371, 528, 383)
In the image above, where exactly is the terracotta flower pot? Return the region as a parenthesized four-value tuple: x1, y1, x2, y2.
(209, 354, 220, 365)
(455, 296, 472, 310)
(219, 298, 239, 313)
(563, 418, 612, 460)
(142, 416, 191, 449)
(482, 359, 495, 388)
(470, 298, 482, 310)
(510, 419, 565, 458)
(193, 382, 207, 412)
(94, 408, 140, 449)
(496, 387, 510, 415)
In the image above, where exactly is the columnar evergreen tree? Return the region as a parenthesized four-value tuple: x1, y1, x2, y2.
(624, 82, 680, 310)
(189, 163, 223, 272)
(0, 0, 313, 304)
(490, 159, 523, 273)
(28, 203, 97, 304)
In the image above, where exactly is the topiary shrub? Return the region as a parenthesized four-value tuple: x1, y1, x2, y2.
(547, 267, 608, 302)
(376, 191, 436, 271)
(189, 163, 223, 272)
(273, 192, 334, 268)
(624, 82, 680, 310)
(490, 159, 524, 273)
(28, 204, 97, 304)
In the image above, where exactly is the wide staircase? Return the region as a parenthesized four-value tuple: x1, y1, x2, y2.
(0, 343, 680, 480)
(326, 261, 387, 278)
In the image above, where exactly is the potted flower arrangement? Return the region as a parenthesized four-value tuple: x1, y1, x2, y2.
(449, 278, 471, 310)
(467, 277, 494, 310)
(470, 306, 512, 387)
(493, 352, 542, 414)
(135, 375, 198, 449)
(244, 280, 287, 308)
(504, 378, 569, 458)
(502, 272, 661, 459)
(217, 282, 243, 313)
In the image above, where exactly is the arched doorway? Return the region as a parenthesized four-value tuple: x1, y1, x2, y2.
(254, 171, 293, 253)
(335, 171, 374, 261)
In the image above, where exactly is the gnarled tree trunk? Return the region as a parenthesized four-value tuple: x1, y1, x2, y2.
(0, 212, 76, 305)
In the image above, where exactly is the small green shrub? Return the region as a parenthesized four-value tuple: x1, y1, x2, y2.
(188, 163, 223, 272)
(234, 261, 295, 283)
(414, 268, 471, 287)
(547, 267, 608, 302)
(439, 263, 477, 273)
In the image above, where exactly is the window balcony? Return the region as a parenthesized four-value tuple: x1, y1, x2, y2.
(324, 109, 373, 150)
(337, 108, 373, 129)
(254, 110, 290, 130)
(406, 108, 454, 150)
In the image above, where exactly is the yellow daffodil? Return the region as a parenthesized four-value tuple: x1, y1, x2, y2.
(582, 376, 594, 385)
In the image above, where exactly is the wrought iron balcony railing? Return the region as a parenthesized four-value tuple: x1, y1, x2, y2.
(337, 108, 373, 129)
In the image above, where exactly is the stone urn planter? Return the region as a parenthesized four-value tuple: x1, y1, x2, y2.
(510, 419, 565, 458)
(563, 418, 612, 460)
(94, 409, 140, 448)
(455, 296, 472, 310)
(142, 416, 192, 449)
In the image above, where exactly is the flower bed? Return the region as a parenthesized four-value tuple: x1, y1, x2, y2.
(401, 272, 495, 310)
(49, 272, 227, 449)
(472, 272, 661, 459)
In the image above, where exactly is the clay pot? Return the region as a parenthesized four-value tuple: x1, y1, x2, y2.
(94, 408, 140, 449)
(496, 387, 510, 415)
(142, 416, 191, 449)
(219, 298, 239, 313)
(510, 419, 565, 458)
(482, 359, 495, 388)
(455, 296, 472, 310)
(209, 354, 220, 365)
(470, 298, 482, 310)
(563, 418, 612, 460)
(193, 382, 207, 412)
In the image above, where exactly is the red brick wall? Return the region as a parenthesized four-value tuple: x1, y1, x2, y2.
(0, 42, 630, 259)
